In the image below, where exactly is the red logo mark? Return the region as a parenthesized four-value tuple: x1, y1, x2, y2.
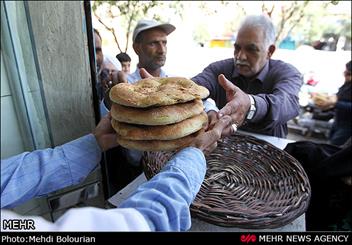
(240, 234, 256, 243)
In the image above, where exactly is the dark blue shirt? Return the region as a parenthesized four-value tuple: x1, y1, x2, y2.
(192, 58, 303, 138)
(335, 81, 352, 125)
(330, 81, 352, 145)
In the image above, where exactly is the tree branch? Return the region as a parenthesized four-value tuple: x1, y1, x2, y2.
(287, 10, 306, 35)
(93, 10, 123, 53)
(124, 2, 139, 52)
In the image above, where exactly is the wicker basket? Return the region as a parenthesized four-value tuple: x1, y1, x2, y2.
(141, 133, 311, 229)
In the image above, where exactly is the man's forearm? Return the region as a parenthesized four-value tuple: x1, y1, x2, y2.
(119, 147, 206, 231)
(1, 134, 100, 208)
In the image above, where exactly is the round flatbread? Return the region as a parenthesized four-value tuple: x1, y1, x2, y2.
(109, 77, 209, 108)
(112, 112, 208, 140)
(116, 129, 204, 152)
(111, 99, 204, 125)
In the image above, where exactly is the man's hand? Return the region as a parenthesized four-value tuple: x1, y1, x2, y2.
(206, 111, 235, 137)
(101, 69, 127, 90)
(139, 68, 153, 79)
(205, 110, 218, 131)
(93, 112, 118, 152)
(217, 74, 251, 136)
(103, 71, 127, 110)
(105, 70, 127, 90)
(190, 115, 232, 154)
(116, 70, 128, 85)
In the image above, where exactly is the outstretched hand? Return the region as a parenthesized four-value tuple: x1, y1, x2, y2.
(190, 115, 232, 154)
(217, 74, 251, 136)
(103, 71, 127, 110)
(139, 68, 153, 79)
(93, 112, 118, 152)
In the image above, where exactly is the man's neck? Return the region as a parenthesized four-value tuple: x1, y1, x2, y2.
(244, 62, 269, 82)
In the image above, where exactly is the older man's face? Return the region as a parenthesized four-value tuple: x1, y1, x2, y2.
(134, 28, 168, 71)
(234, 27, 273, 78)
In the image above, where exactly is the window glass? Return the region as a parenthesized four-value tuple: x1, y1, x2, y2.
(1, 1, 52, 159)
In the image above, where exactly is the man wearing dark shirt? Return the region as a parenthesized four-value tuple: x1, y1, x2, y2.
(314, 60, 352, 145)
(192, 15, 303, 138)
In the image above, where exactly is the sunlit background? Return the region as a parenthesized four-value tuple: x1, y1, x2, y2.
(92, 1, 351, 95)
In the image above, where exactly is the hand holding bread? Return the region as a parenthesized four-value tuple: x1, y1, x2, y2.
(190, 115, 232, 154)
(109, 75, 211, 151)
(93, 112, 119, 152)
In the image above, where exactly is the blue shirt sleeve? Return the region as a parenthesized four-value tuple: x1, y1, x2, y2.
(203, 98, 219, 113)
(119, 147, 206, 231)
(1, 134, 101, 209)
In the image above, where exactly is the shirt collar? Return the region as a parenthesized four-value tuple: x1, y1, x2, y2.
(132, 67, 142, 79)
(256, 61, 269, 82)
(127, 67, 168, 83)
(127, 68, 141, 83)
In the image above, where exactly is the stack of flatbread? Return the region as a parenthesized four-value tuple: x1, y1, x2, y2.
(109, 77, 209, 151)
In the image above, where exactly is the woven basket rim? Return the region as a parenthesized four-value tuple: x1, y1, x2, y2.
(142, 133, 311, 228)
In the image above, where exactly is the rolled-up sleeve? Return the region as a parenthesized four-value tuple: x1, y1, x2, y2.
(1, 134, 101, 209)
(119, 147, 206, 231)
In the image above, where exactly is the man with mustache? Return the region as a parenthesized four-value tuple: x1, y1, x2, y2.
(101, 20, 175, 112)
(192, 15, 303, 138)
(113, 20, 177, 168)
(128, 19, 175, 83)
(114, 20, 219, 168)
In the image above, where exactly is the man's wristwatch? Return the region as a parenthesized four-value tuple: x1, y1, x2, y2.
(246, 95, 256, 120)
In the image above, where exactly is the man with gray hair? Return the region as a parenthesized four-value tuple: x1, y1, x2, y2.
(192, 15, 303, 138)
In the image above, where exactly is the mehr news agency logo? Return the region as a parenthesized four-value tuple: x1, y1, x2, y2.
(240, 233, 350, 243)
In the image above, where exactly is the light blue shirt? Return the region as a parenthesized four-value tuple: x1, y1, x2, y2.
(1, 134, 100, 209)
(127, 67, 168, 84)
(119, 147, 206, 231)
(1, 134, 206, 231)
(100, 98, 110, 118)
